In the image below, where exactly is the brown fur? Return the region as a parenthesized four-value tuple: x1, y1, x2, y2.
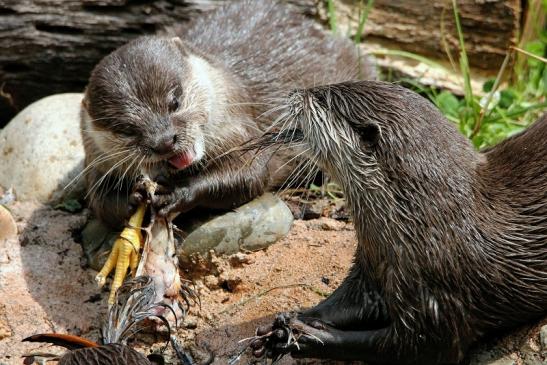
(257, 81, 547, 364)
(80, 0, 375, 228)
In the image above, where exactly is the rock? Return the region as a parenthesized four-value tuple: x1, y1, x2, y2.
(485, 357, 516, 365)
(320, 218, 346, 231)
(0, 205, 16, 242)
(179, 193, 293, 256)
(203, 275, 220, 290)
(0, 188, 15, 205)
(82, 193, 293, 271)
(518, 334, 545, 365)
(183, 317, 198, 329)
(470, 350, 516, 365)
(0, 93, 85, 204)
(540, 325, 547, 351)
(229, 252, 252, 267)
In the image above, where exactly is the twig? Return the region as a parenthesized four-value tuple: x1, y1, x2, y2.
(219, 283, 328, 315)
(470, 50, 512, 139)
(511, 46, 547, 64)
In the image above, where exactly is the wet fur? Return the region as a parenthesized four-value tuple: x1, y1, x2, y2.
(80, 0, 374, 228)
(260, 81, 547, 364)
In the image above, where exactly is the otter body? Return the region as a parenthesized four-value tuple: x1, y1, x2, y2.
(254, 81, 547, 364)
(81, 0, 373, 228)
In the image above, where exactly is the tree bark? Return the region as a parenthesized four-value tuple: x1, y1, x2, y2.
(330, 0, 522, 70)
(0, 0, 317, 126)
(0, 0, 524, 125)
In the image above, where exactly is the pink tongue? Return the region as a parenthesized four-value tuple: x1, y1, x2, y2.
(168, 151, 194, 170)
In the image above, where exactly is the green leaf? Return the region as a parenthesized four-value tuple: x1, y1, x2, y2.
(499, 89, 518, 109)
(54, 199, 83, 213)
(435, 91, 460, 117)
(482, 79, 495, 92)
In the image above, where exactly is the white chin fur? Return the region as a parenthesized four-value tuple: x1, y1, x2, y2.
(82, 109, 115, 154)
(187, 54, 216, 120)
(193, 133, 205, 162)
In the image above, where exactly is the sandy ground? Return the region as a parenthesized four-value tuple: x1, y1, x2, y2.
(0, 201, 545, 365)
(0, 201, 355, 364)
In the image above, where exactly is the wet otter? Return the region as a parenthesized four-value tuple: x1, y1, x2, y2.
(250, 81, 547, 364)
(80, 0, 375, 229)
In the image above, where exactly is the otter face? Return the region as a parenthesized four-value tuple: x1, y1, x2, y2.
(82, 36, 217, 173)
(284, 82, 384, 190)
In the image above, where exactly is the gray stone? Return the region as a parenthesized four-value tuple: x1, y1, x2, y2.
(470, 349, 516, 365)
(82, 193, 293, 270)
(179, 193, 293, 256)
(486, 357, 516, 365)
(540, 324, 547, 351)
(0, 93, 85, 204)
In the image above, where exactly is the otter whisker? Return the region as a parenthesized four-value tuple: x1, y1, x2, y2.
(277, 154, 316, 197)
(86, 154, 134, 200)
(116, 152, 140, 191)
(64, 147, 132, 191)
(273, 146, 310, 176)
(255, 103, 289, 123)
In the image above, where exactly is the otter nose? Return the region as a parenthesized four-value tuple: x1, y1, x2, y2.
(151, 134, 177, 155)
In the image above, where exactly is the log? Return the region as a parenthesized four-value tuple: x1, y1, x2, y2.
(0, 0, 317, 126)
(328, 0, 522, 70)
(0, 0, 525, 125)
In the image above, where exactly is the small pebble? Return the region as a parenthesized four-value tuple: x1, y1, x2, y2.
(229, 252, 252, 266)
(203, 275, 219, 289)
(184, 318, 198, 329)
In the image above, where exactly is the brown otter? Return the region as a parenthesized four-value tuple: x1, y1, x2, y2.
(249, 81, 547, 364)
(80, 0, 375, 229)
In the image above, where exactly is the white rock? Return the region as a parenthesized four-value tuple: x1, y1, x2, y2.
(0, 93, 85, 203)
(0, 205, 16, 242)
(179, 193, 294, 256)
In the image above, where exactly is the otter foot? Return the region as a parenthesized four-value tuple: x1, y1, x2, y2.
(248, 312, 333, 362)
(249, 312, 394, 363)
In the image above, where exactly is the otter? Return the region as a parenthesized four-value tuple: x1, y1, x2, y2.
(249, 81, 547, 364)
(80, 0, 375, 229)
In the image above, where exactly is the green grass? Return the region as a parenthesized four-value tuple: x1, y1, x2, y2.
(327, 0, 547, 150)
(433, 0, 547, 149)
(326, 0, 337, 34)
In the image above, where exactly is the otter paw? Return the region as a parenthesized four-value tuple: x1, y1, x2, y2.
(249, 312, 335, 360)
(128, 178, 149, 216)
(153, 186, 197, 217)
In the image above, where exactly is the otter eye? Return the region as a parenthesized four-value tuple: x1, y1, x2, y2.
(116, 126, 136, 137)
(169, 97, 179, 112)
(118, 130, 135, 137)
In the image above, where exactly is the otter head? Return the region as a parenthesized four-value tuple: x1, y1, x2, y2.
(278, 81, 475, 207)
(82, 36, 225, 173)
(283, 81, 388, 194)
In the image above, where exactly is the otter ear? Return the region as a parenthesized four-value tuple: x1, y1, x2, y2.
(358, 121, 381, 146)
(170, 36, 189, 57)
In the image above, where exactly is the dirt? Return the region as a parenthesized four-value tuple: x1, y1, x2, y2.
(0, 201, 545, 365)
(0, 201, 355, 364)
